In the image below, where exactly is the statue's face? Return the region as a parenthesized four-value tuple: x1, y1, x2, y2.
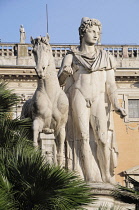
(83, 25, 100, 45)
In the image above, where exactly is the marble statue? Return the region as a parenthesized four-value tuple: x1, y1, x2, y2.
(20, 25, 26, 43)
(58, 17, 126, 183)
(21, 35, 69, 165)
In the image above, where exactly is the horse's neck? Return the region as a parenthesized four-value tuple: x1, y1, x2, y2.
(45, 55, 59, 82)
(48, 53, 56, 71)
(37, 57, 60, 101)
(45, 68, 60, 94)
(37, 79, 45, 92)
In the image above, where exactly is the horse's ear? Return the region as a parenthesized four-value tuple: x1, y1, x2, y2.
(30, 36, 34, 45)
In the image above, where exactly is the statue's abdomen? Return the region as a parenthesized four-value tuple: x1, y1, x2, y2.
(73, 69, 106, 101)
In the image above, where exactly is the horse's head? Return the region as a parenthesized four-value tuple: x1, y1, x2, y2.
(31, 35, 51, 79)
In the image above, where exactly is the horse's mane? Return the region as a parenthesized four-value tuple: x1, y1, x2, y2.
(31, 35, 50, 46)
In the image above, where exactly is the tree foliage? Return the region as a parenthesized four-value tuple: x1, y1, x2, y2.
(112, 177, 139, 210)
(0, 82, 94, 209)
(113, 178, 139, 205)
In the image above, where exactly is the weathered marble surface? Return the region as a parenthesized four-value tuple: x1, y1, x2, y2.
(39, 133, 57, 164)
(21, 35, 69, 165)
(58, 17, 126, 183)
(20, 25, 26, 43)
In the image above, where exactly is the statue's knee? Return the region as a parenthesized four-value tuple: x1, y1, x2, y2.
(33, 119, 43, 131)
(80, 132, 89, 142)
(33, 121, 38, 130)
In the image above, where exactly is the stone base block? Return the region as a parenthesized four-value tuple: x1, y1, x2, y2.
(39, 133, 57, 164)
(86, 183, 135, 210)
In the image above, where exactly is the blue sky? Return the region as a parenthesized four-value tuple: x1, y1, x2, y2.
(0, 0, 139, 45)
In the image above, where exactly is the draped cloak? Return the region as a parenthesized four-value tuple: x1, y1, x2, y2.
(59, 47, 118, 182)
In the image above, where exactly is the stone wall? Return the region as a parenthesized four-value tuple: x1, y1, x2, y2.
(0, 43, 139, 186)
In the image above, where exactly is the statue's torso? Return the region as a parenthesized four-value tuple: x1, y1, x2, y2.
(72, 60, 107, 101)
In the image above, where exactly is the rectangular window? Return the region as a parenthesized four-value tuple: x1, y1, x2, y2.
(128, 99, 139, 118)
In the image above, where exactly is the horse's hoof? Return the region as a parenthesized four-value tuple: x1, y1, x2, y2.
(42, 128, 54, 134)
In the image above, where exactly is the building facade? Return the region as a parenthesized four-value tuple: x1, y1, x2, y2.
(0, 42, 139, 186)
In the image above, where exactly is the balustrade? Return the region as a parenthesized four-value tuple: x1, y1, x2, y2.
(103, 47, 123, 58)
(128, 47, 139, 58)
(51, 45, 73, 58)
(0, 43, 139, 59)
(0, 44, 15, 56)
(28, 45, 32, 56)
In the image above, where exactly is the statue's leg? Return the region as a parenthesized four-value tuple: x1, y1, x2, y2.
(56, 125, 65, 166)
(33, 118, 43, 147)
(90, 100, 111, 183)
(54, 92, 69, 166)
(72, 89, 93, 181)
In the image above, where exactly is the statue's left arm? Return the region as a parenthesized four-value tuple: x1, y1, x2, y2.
(106, 69, 126, 118)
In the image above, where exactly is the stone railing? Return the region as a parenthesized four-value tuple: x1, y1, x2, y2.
(1, 43, 139, 67)
(102, 45, 139, 58)
(1, 43, 139, 58)
(52, 45, 72, 58)
(0, 44, 16, 56)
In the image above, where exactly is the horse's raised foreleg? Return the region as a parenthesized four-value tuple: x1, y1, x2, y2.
(56, 126, 65, 166)
(33, 118, 44, 147)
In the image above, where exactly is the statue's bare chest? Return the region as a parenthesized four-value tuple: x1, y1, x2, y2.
(71, 64, 106, 102)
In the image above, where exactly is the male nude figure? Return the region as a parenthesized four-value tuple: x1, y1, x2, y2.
(58, 17, 126, 183)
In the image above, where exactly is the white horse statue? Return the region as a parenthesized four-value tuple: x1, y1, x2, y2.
(21, 35, 69, 165)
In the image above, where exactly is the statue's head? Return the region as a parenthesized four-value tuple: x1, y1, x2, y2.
(79, 17, 102, 45)
(30, 35, 51, 79)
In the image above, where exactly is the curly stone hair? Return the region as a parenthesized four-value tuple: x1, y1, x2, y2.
(79, 18, 102, 45)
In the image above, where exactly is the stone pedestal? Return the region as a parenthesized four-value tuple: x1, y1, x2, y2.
(17, 44, 28, 57)
(17, 44, 29, 65)
(38, 133, 135, 209)
(39, 133, 57, 164)
(86, 183, 135, 209)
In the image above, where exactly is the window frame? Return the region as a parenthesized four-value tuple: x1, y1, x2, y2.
(124, 94, 139, 122)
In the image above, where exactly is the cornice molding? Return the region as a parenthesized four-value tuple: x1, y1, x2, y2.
(0, 66, 139, 81)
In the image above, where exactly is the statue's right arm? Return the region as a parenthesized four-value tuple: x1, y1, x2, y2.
(58, 53, 73, 86)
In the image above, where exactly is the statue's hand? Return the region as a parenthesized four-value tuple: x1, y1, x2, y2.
(116, 107, 127, 118)
(63, 65, 73, 75)
(58, 65, 73, 86)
